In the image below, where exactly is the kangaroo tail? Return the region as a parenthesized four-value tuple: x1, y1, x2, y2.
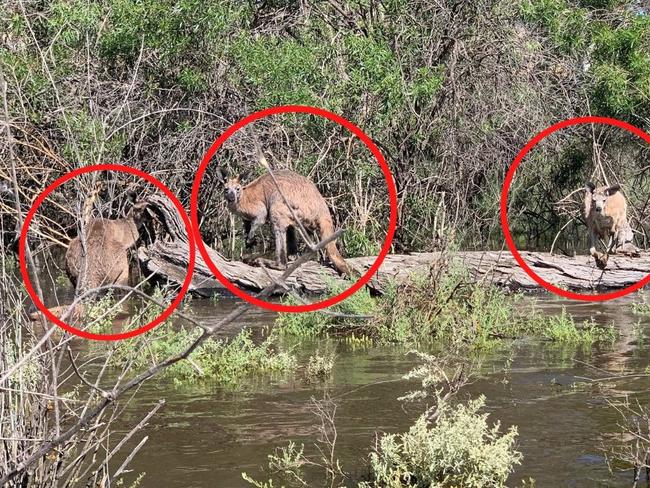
(318, 215, 351, 276)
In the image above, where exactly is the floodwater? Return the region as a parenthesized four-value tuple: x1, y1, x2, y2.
(80, 292, 648, 488)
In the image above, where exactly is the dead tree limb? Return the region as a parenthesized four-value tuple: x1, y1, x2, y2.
(139, 195, 650, 294)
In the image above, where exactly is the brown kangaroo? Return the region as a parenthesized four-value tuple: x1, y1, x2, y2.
(219, 168, 351, 276)
(30, 199, 150, 321)
(584, 181, 638, 269)
(66, 200, 150, 291)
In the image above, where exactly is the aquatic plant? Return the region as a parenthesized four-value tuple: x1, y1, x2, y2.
(632, 293, 650, 316)
(275, 278, 376, 339)
(537, 309, 617, 345)
(72, 284, 294, 386)
(276, 261, 617, 352)
(305, 351, 336, 382)
(109, 325, 296, 387)
(85, 291, 121, 335)
(243, 351, 523, 488)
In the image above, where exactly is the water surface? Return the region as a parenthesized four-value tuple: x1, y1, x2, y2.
(98, 292, 650, 487)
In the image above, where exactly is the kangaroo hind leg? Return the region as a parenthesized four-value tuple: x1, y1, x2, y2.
(251, 223, 288, 271)
(286, 226, 299, 258)
(274, 224, 288, 269)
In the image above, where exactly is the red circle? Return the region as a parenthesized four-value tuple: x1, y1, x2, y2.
(501, 116, 650, 301)
(190, 105, 397, 313)
(19, 164, 196, 340)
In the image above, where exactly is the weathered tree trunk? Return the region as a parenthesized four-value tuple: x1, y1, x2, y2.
(139, 195, 650, 296)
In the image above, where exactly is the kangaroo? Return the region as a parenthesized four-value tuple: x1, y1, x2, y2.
(219, 168, 351, 276)
(65, 200, 150, 291)
(584, 181, 638, 269)
(30, 198, 151, 321)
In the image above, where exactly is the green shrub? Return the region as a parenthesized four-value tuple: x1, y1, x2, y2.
(275, 279, 376, 338)
(275, 262, 616, 350)
(375, 265, 526, 346)
(362, 397, 522, 488)
(91, 290, 297, 386)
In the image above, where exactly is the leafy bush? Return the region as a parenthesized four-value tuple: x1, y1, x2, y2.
(362, 397, 521, 488)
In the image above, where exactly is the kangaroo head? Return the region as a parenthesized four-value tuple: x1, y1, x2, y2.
(586, 181, 620, 214)
(129, 200, 151, 227)
(218, 167, 250, 205)
(224, 176, 243, 205)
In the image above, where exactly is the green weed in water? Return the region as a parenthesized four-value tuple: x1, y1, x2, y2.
(275, 263, 617, 355)
(110, 325, 295, 387)
(86, 288, 296, 387)
(305, 350, 336, 382)
(536, 309, 617, 346)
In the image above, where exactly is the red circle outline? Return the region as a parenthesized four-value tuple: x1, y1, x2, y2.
(190, 105, 398, 313)
(19, 164, 196, 340)
(501, 116, 650, 301)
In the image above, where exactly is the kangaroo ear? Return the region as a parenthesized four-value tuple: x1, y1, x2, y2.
(606, 183, 621, 195)
(238, 168, 251, 182)
(130, 201, 151, 223)
(585, 181, 596, 193)
(216, 167, 229, 183)
(126, 188, 138, 203)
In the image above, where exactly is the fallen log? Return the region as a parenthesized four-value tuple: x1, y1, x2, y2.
(139, 195, 650, 296)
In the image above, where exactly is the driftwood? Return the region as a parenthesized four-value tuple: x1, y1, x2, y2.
(139, 195, 650, 296)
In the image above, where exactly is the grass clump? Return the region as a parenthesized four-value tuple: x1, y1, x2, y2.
(276, 263, 528, 347)
(275, 279, 376, 338)
(537, 309, 617, 345)
(85, 291, 122, 335)
(89, 289, 296, 386)
(275, 262, 618, 352)
(376, 265, 524, 346)
(111, 326, 295, 387)
(632, 293, 650, 316)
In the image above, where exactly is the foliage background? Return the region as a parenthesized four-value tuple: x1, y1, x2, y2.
(1, 0, 650, 256)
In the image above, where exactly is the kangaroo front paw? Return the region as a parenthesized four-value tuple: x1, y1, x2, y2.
(594, 252, 609, 270)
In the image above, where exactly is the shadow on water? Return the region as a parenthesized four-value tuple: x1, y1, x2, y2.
(73, 291, 648, 488)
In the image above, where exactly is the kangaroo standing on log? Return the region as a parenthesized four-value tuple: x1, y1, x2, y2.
(584, 181, 638, 269)
(219, 168, 351, 276)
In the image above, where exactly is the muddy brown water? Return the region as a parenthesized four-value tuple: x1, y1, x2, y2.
(35, 277, 650, 487)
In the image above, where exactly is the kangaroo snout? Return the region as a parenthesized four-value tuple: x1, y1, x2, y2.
(225, 189, 237, 203)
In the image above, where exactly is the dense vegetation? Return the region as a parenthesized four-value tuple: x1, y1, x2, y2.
(2, 0, 649, 256)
